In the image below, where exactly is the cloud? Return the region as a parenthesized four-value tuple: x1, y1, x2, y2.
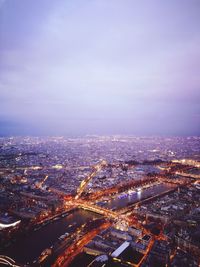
(0, 0, 6, 8)
(0, 0, 200, 135)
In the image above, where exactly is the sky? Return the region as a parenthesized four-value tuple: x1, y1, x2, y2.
(0, 0, 200, 136)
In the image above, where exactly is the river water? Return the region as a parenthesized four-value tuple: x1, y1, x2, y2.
(99, 183, 173, 210)
(1, 183, 174, 264)
(1, 209, 100, 264)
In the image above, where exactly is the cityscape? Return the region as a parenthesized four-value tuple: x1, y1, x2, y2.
(1, 0, 200, 266)
(0, 136, 200, 266)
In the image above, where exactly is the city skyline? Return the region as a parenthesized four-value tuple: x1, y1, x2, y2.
(0, 135, 199, 266)
(0, 0, 200, 136)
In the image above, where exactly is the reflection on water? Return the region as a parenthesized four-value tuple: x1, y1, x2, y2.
(2, 209, 100, 264)
(2, 183, 173, 264)
(100, 183, 173, 210)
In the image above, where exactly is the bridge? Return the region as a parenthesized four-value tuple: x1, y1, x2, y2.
(65, 199, 132, 231)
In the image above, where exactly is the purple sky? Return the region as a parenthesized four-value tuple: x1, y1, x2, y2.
(0, 0, 200, 136)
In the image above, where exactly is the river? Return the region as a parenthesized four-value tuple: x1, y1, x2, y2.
(98, 183, 174, 210)
(1, 209, 100, 264)
(1, 183, 174, 265)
